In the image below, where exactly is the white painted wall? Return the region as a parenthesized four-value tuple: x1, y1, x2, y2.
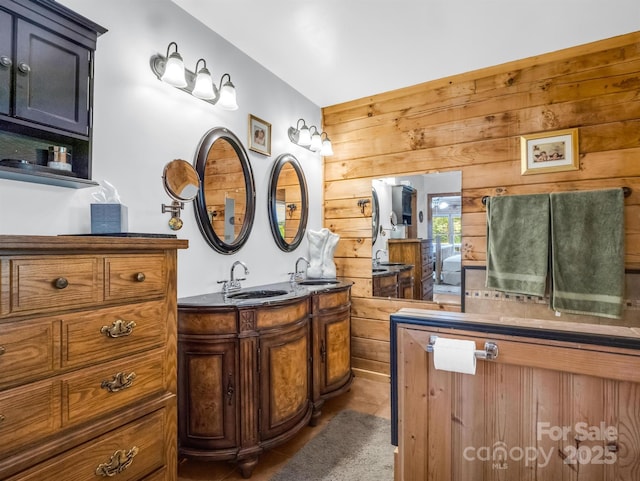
(0, 0, 323, 298)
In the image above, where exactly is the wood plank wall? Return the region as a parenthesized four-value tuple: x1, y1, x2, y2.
(321, 31, 640, 381)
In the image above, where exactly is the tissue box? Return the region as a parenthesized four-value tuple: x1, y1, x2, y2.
(91, 204, 128, 234)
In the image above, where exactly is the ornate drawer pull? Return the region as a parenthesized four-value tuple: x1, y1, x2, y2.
(0, 414, 5, 423)
(54, 277, 69, 289)
(0, 346, 5, 356)
(95, 446, 139, 477)
(100, 320, 137, 338)
(135, 272, 146, 282)
(101, 371, 136, 392)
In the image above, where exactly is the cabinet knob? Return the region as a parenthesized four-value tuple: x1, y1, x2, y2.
(54, 277, 69, 289)
(0, 56, 11, 68)
(0, 414, 5, 423)
(18, 62, 30, 73)
(0, 346, 5, 356)
(135, 272, 145, 282)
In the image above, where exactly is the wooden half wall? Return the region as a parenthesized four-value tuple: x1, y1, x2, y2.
(322, 31, 640, 381)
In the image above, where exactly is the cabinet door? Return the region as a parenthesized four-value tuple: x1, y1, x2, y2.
(0, 10, 11, 115)
(178, 339, 237, 450)
(259, 321, 311, 441)
(14, 19, 90, 135)
(315, 306, 352, 396)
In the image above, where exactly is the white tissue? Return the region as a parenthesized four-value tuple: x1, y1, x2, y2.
(91, 180, 122, 204)
(433, 337, 477, 375)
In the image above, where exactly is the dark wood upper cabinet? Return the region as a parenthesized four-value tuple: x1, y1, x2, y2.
(0, 0, 106, 188)
(14, 18, 90, 135)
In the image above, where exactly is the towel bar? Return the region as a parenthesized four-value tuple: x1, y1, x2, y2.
(481, 187, 632, 206)
(426, 335, 499, 360)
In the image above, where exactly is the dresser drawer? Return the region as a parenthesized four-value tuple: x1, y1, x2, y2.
(62, 301, 167, 369)
(105, 255, 167, 302)
(63, 350, 165, 427)
(0, 318, 59, 388)
(8, 409, 166, 481)
(8, 256, 102, 316)
(312, 288, 350, 312)
(0, 380, 60, 457)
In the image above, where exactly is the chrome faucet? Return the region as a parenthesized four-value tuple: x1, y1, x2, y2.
(291, 256, 310, 282)
(219, 260, 249, 294)
(374, 249, 386, 266)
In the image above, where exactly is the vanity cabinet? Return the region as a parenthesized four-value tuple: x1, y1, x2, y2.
(178, 297, 313, 478)
(177, 283, 353, 478)
(0, 235, 188, 481)
(0, 0, 107, 187)
(388, 238, 433, 300)
(373, 270, 399, 298)
(310, 285, 353, 424)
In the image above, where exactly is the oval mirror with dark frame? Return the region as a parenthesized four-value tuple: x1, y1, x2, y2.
(372, 186, 380, 245)
(268, 153, 308, 251)
(194, 127, 256, 254)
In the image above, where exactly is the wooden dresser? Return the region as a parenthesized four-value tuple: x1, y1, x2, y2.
(388, 239, 433, 300)
(0, 235, 188, 481)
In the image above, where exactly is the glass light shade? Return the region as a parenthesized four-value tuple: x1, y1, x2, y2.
(297, 126, 311, 146)
(161, 52, 187, 88)
(192, 67, 216, 99)
(320, 139, 334, 156)
(217, 79, 238, 110)
(310, 131, 322, 152)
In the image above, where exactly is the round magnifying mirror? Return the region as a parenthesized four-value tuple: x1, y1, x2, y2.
(390, 211, 398, 226)
(163, 159, 200, 201)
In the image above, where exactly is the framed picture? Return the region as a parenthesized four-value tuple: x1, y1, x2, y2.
(520, 128, 579, 175)
(248, 114, 271, 156)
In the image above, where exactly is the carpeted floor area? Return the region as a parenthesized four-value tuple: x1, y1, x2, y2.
(269, 410, 394, 481)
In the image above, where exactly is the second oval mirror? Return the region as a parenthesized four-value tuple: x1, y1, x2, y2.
(268, 153, 308, 251)
(194, 127, 256, 254)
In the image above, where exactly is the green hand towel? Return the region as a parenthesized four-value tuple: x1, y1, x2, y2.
(550, 189, 625, 319)
(486, 194, 550, 296)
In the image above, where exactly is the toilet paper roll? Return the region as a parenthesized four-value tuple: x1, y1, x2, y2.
(433, 337, 477, 375)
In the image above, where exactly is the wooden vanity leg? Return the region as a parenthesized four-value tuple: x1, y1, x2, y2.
(238, 457, 259, 479)
(310, 400, 324, 426)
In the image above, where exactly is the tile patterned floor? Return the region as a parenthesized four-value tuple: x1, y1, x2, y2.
(177, 376, 391, 481)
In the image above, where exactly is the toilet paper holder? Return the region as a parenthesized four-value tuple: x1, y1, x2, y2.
(426, 335, 499, 361)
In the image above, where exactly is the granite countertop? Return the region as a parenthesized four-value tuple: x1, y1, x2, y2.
(178, 279, 353, 308)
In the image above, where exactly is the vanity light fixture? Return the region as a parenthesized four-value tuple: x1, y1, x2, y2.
(150, 42, 238, 110)
(287, 118, 333, 156)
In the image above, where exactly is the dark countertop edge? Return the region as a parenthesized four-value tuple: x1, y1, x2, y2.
(178, 279, 353, 308)
(390, 308, 640, 351)
(372, 264, 414, 276)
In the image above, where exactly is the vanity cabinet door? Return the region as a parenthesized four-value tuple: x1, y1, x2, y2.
(258, 320, 311, 441)
(178, 338, 238, 451)
(0, 10, 11, 115)
(314, 305, 351, 396)
(14, 18, 90, 135)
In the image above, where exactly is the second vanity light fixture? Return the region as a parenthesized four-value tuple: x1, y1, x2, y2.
(288, 119, 334, 156)
(150, 42, 238, 110)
